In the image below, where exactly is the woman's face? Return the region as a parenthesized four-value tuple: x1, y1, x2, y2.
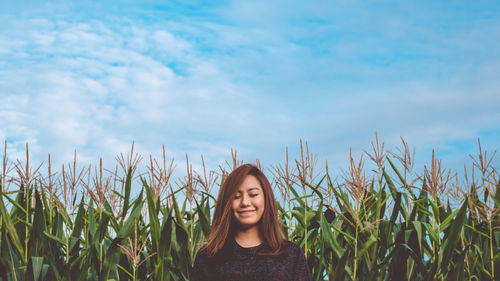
(231, 175, 265, 229)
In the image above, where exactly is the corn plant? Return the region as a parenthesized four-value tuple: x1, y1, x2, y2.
(0, 137, 498, 280)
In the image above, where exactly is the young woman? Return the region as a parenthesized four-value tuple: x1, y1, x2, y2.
(191, 164, 311, 281)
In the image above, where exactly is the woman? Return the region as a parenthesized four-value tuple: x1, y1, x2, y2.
(191, 164, 311, 281)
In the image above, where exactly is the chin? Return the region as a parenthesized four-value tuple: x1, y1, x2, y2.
(237, 220, 260, 229)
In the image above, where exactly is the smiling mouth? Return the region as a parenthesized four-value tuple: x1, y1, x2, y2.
(238, 210, 255, 214)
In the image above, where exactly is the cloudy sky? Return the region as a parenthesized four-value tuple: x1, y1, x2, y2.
(1, 0, 499, 178)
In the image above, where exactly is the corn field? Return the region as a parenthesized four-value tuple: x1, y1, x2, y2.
(0, 137, 498, 281)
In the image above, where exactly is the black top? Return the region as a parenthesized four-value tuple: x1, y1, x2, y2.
(191, 238, 311, 281)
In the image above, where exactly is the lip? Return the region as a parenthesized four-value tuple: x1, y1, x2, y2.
(238, 210, 255, 214)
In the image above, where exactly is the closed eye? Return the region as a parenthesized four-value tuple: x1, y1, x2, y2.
(234, 193, 259, 199)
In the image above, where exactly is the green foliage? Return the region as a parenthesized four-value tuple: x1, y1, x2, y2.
(0, 139, 498, 280)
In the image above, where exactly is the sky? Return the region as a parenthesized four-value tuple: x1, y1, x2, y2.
(0, 0, 499, 182)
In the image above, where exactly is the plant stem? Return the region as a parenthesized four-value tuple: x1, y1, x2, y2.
(288, 186, 292, 238)
(66, 235, 69, 264)
(25, 187, 29, 265)
(99, 210, 103, 272)
(490, 220, 494, 279)
(190, 200, 194, 264)
(354, 224, 358, 280)
(304, 196, 308, 257)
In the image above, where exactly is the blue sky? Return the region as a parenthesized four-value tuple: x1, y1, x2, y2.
(0, 0, 499, 179)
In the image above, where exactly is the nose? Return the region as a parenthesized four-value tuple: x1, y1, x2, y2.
(240, 194, 250, 207)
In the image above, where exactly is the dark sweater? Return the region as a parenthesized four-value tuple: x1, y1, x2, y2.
(191, 238, 311, 281)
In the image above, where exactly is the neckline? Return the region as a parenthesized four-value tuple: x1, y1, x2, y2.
(232, 238, 264, 250)
(233, 238, 264, 250)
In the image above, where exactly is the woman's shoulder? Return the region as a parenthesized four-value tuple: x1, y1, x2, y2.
(194, 244, 211, 261)
(281, 240, 311, 280)
(282, 239, 302, 252)
(194, 244, 220, 268)
(275, 239, 303, 259)
(194, 243, 230, 262)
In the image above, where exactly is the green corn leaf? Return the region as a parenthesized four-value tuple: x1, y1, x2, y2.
(389, 191, 402, 225)
(440, 206, 463, 232)
(0, 191, 25, 262)
(319, 213, 337, 251)
(97, 208, 112, 242)
(330, 248, 350, 280)
(171, 189, 188, 234)
(439, 199, 468, 274)
(28, 190, 45, 257)
(195, 197, 211, 238)
(358, 235, 377, 259)
(121, 167, 133, 220)
(494, 252, 500, 262)
(330, 221, 355, 242)
(412, 221, 423, 256)
(305, 177, 325, 201)
(116, 263, 134, 278)
(159, 211, 174, 258)
(422, 221, 440, 245)
(118, 198, 144, 239)
(288, 184, 305, 205)
(43, 231, 65, 245)
(31, 257, 44, 281)
(383, 168, 398, 198)
(100, 199, 144, 281)
(428, 199, 441, 223)
(71, 200, 86, 238)
(1, 190, 27, 213)
(386, 157, 405, 186)
(144, 179, 161, 252)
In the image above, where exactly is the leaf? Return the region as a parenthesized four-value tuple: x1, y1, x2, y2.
(422, 222, 440, 245)
(319, 213, 338, 251)
(144, 179, 161, 252)
(412, 221, 423, 256)
(159, 211, 174, 258)
(0, 191, 25, 261)
(331, 248, 350, 280)
(439, 199, 468, 274)
(358, 235, 377, 259)
(440, 207, 463, 232)
(383, 168, 398, 198)
(43, 231, 65, 245)
(71, 200, 86, 238)
(171, 188, 184, 227)
(100, 199, 144, 281)
(122, 167, 133, 219)
(28, 190, 45, 257)
(31, 257, 44, 281)
(494, 252, 500, 262)
(288, 184, 305, 205)
(97, 207, 112, 242)
(195, 197, 211, 238)
(389, 191, 402, 225)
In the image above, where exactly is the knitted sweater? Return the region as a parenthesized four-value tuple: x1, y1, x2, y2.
(191, 238, 311, 281)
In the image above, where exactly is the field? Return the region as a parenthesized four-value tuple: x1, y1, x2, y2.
(0, 137, 498, 280)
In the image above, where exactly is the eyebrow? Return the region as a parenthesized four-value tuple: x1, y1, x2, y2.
(236, 187, 261, 193)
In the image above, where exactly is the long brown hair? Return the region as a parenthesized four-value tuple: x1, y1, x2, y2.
(205, 163, 284, 258)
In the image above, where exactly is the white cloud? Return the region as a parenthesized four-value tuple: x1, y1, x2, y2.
(0, 17, 300, 177)
(0, 2, 498, 182)
(154, 30, 192, 57)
